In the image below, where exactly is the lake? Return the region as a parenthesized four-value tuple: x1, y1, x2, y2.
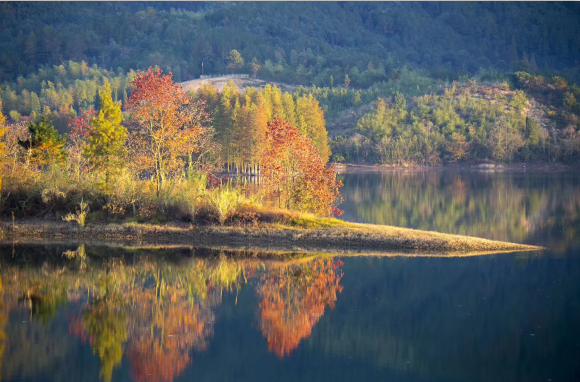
(1, 169, 579, 382)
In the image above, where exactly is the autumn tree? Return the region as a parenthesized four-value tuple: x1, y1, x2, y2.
(126, 67, 208, 194)
(260, 118, 342, 216)
(1, 122, 28, 174)
(18, 116, 67, 169)
(488, 118, 525, 162)
(84, 81, 127, 189)
(67, 108, 94, 182)
(446, 132, 470, 162)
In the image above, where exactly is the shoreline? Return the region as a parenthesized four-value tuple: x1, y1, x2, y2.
(0, 219, 542, 255)
(333, 162, 578, 174)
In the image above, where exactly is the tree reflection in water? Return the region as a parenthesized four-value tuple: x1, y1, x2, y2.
(0, 248, 344, 382)
(257, 258, 343, 358)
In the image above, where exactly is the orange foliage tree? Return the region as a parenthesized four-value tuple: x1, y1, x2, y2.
(125, 67, 210, 194)
(260, 118, 342, 216)
(257, 258, 343, 358)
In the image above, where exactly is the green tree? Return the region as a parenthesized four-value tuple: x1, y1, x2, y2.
(529, 53, 538, 73)
(227, 50, 244, 72)
(84, 80, 126, 188)
(9, 110, 21, 122)
(30, 92, 41, 115)
(488, 118, 525, 162)
(251, 57, 261, 79)
(510, 36, 518, 70)
(295, 94, 331, 162)
(18, 116, 67, 168)
(24, 32, 37, 63)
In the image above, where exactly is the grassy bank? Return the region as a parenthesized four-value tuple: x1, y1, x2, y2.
(0, 215, 542, 254)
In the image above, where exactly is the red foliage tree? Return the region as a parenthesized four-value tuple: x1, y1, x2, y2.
(66, 108, 95, 182)
(260, 118, 343, 216)
(125, 67, 210, 194)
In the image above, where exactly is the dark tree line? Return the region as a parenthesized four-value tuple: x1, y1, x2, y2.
(1, 2, 579, 85)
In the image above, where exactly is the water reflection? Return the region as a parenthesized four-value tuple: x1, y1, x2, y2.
(339, 170, 580, 249)
(258, 258, 343, 358)
(2, 171, 579, 382)
(0, 245, 344, 382)
(0, 243, 579, 382)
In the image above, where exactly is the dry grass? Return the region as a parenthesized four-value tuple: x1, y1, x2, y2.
(180, 77, 296, 94)
(1, 210, 542, 254)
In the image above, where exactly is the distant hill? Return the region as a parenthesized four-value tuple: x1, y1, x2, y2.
(1, 2, 579, 86)
(330, 73, 580, 164)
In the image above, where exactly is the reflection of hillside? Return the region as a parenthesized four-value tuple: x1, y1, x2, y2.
(257, 258, 343, 358)
(341, 171, 580, 248)
(2, 311, 83, 382)
(0, 277, 6, 381)
(309, 256, 580, 382)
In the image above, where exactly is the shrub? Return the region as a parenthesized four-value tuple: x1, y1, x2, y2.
(62, 199, 89, 227)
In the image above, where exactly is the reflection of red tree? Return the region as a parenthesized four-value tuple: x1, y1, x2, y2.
(127, 301, 213, 382)
(258, 259, 343, 358)
(68, 314, 91, 344)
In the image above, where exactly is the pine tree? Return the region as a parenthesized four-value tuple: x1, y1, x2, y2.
(250, 101, 269, 168)
(84, 80, 126, 187)
(19, 116, 67, 168)
(296, 95, 331, 162)
(281, 93, 297, 127)
(270, 86, 284, 120)
(30, 92, 41, 114)
(530, 53, 538, 73)
(216, 81, 236, 168)
(510, 36, 519, 69)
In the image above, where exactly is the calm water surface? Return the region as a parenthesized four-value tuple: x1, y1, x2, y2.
(1, 170, 579, 382)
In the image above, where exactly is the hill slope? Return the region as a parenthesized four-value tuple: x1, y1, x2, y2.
(1, 2, 579, 86)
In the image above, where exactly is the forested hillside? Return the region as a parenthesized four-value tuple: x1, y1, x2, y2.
(1, 2, 580, 86)
(1, 2, 580, 167)
(331, 73, 580, 164)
